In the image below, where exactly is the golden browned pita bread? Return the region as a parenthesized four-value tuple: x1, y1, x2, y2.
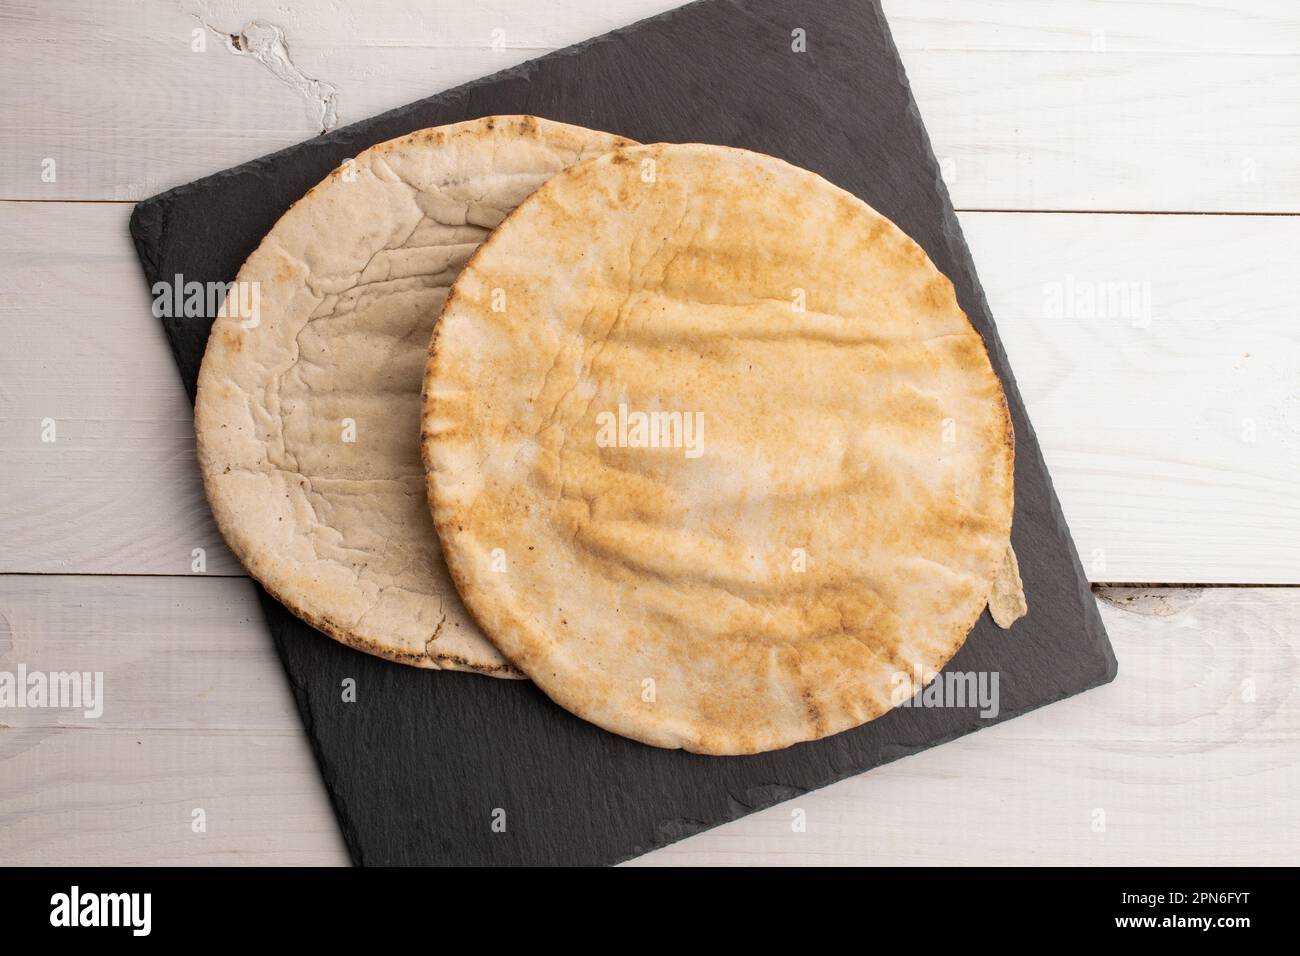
(424, 142, 1020, 750)
(195, 116, 635, 675)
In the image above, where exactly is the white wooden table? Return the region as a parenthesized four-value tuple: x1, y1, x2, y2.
(1, 0, 1297, 866)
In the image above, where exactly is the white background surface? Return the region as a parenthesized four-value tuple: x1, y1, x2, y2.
(0, 0, 1296, 865)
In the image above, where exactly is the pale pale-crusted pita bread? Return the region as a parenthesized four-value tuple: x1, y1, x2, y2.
(195, 116, 634, 675)
(424, 142, 1019, 750)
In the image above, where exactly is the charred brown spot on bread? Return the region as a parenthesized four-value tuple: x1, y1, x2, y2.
(802, 689, 827, 734)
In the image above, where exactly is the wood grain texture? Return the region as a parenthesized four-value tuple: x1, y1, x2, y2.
(0, 0, 1295, 210)
(0, 575, 348, 865)
(0, 201, 242, 575)
(2, 578, 1293, 864)
(961, 212, 1300, 584)
(3, 202, 1295, 583)
(884, 0, 1300, 53)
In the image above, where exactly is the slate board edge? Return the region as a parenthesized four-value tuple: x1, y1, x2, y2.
(861, 0, 1116, 688)
(125, 0, 1118, 866)
(619, 676, 1118, 863)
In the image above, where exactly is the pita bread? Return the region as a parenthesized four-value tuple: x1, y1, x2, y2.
(195, 116, 634, 675)
(424, 142, 1019, 751)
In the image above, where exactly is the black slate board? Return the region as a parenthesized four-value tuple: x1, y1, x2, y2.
(130, 0, 1117, 865)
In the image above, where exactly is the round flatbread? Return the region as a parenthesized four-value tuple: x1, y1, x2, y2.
(195, 116, 634, 675)
(424, 142, 1017, 751)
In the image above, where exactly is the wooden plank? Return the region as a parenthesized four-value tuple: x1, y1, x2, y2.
(0, 574, 349, 865)
(0, 729, 349, 865)
(0, 574, 298, 732)
(883, 0, 1300, 54)
(1, 0, 1296, 210)
(961, 212, 1300, 584)
(2, 577, 1295, 864)
(901, 48, 1298, 213)
(0, 201, 242, 575)
(3, 201, 1296, 582)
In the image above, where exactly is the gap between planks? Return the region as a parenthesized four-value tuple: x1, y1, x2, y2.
(6, 198, 1300, 218)
(1, 570, 1287, 591)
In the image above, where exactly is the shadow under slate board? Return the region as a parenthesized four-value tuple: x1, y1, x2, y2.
(129, 0, 1117, 865)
